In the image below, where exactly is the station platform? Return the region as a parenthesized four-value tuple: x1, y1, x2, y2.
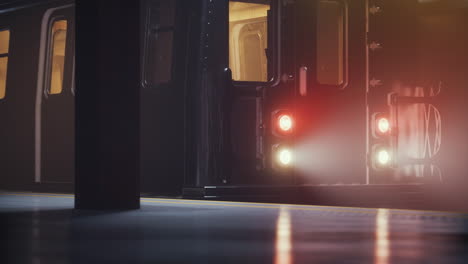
(1, 192, 468, 263)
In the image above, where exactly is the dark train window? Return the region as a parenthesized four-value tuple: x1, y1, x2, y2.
(229, 0, 270, 82)
(48, 20, 68, 95)
(143, 0, 175, 88)
(317, 0, 347, 86)
(0, 29, 10, 99)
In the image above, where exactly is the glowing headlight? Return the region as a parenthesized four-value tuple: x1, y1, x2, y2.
(376, 149, 391, 166)
(377, 117, 390, 134)
(278, 114, 293, 132)
(371, 145, 395, 170)
(277, 148, 293, 166)
(373, 113, 392, 138)
(272, 110, 294, 136)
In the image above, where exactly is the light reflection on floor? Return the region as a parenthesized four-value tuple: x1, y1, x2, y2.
(2, 192, 468, 264)
(275, 206, 292, 264)
(375, 209, 390, 264)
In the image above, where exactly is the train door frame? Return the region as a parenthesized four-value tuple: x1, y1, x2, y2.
(35, 3, 75, 184)
(0, 26, 10, 100)
(140, 0, 194, 195)
(0, 25, 12, 186)
(224, 0, 283, 185)
(281, 0, 368, 185)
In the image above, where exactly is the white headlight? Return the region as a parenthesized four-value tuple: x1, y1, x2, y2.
(377, 149, 391, 165)
(277, 149, 293, 166)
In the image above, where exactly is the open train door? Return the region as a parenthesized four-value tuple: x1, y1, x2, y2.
(35, 4, 75, 186)
(292, 0, 368, 184)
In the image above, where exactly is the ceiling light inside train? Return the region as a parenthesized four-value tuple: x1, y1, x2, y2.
(278, 114, 293, 132)
(376, 149, 391, 166)
(277, 148, 293, 167)
(377, 117, 390, 134)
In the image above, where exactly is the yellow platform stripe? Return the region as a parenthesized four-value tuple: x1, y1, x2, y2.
(140, 199, 468, 219)
(1, 193, 74, 198)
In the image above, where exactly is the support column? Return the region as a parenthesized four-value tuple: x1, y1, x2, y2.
(75, 0, 140, 209)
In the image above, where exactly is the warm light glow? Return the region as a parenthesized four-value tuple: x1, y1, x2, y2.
(0, 29, 10, 100)
(374, 209, 390, 264)
(377, 149, 391, 166)
(49, 20, 68, 95)
(377, 117, 390, 134)
(229, 2, 269, 22)
(278, 149, 293, 166)
(229, 1, 269, 82)
(274, 207, 292, 264)
(278, 115, 293, 132)
(0, 30, 10, 54)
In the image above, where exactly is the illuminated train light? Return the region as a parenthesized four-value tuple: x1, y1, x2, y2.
(278, 115, 293, 132)
(377, 117, 390, 134)
(277, 149, 293, 167)
(372, 113, 391, 138)
(272, 110, 294, 136)
(376, 149, 391, 166)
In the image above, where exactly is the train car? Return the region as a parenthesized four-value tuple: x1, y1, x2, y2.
(0, 0, 75, 191)
(1, 0, 468, 209)
(181, 0, 468, 207)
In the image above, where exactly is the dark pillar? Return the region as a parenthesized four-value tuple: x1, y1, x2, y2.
(75, 0, 140, 209)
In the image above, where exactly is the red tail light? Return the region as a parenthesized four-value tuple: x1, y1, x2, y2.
(278, 114, 293, 132)
(272, 110, 294, 136)
(373, 113, 391, 137)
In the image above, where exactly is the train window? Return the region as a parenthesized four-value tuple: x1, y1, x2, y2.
(48, 20, 67, 95)
(317, 0, 347, 86)
(143, 0, 175, 88)
(229, 0, 270, 82)
(0, 29, 10, 99)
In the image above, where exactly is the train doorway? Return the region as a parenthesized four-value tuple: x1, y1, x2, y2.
(140, 0, 192, 195)
(36, 5, 75, 184)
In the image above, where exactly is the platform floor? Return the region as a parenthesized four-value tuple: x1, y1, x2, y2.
(1, 192, 468, 263)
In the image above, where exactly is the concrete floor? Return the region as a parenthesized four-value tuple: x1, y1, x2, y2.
(1, 192, 468, 264)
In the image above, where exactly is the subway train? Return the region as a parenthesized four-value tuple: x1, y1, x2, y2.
(0, 0, 75, 190)
(1, 0, 468, 207)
